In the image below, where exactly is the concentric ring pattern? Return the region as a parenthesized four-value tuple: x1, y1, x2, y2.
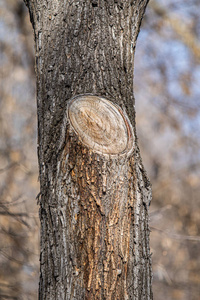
(68, 95, 133, 155)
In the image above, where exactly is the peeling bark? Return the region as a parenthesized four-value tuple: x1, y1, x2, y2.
(24, 0, 153, 299)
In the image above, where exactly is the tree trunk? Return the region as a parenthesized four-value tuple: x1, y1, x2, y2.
(24, 0, 152, 299)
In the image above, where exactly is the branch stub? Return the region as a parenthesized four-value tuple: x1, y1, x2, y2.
(68, 95, 134, 156)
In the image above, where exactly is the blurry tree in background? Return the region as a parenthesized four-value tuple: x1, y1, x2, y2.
(0, 1, 39, 299)
(0, 0, 200, 299)
(135, 1, 200, 299)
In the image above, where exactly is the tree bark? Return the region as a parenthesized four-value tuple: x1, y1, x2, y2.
(24, 0, 152, 299)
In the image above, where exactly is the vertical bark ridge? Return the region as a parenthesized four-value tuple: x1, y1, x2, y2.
(57, 128, 135, 299)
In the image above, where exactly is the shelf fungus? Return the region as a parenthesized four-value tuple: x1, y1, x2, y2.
(68, 95, 134, 156)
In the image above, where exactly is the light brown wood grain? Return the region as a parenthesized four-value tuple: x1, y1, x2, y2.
(68, 95, 134, 155)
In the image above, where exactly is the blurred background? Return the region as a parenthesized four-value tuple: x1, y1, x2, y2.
(0, 0, 200, 299)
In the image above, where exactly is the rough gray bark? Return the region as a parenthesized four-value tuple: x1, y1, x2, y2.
(24, 0, 153, 299)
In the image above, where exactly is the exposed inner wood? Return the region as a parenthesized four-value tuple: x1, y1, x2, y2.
(60, 135, 135, 299)
(68, 95, 133, 155)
